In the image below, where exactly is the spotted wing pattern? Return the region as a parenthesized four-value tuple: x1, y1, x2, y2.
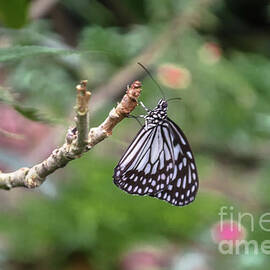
(148, 118, 198, 206)
(113, 99, 199, 207)
(114, 124, 174, 195)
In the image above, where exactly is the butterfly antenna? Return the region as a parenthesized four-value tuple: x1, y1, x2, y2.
(137, 62, 166, 99)
(166, 97, 182, 102)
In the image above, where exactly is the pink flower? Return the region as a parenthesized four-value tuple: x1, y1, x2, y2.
(120, 246, 169, 270)
(211, 220, 246, 244)
(157, 63, 191, 89)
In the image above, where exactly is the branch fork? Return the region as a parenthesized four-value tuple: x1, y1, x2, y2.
(0, 80, 142, 190)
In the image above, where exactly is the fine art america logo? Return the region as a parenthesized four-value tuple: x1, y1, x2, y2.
(213, 206, 270, 255)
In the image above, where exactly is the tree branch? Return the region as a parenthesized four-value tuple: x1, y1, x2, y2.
(0, 80, 142, 190)
(74, 80, 90, 152)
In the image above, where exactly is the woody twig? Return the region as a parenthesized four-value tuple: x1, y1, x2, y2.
(0, 80, 142, 190)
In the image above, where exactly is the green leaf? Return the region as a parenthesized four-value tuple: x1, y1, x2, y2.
(0, 87, 57, 124)
(0, 46, 75, 62)
(0, 0, 30, 28)
(13, 105, 56, 124)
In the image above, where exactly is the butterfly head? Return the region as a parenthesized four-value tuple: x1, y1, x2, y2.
(145, 99, 168, 126)
(157, 99, 168, 110)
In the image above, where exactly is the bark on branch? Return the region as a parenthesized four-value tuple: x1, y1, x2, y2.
(0, 80, 142, 190)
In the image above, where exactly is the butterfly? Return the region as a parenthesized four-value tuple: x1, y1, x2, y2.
(113, 98, 199, 206)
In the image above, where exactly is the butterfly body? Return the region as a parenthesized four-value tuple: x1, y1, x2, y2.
(144, 99, 168, 126)
(113, 99, 199, 206)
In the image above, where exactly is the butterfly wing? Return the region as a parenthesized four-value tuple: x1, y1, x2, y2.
(149, 117, 199, 206)
(113, 117, 199, 207)
(113, 123, 175, 195)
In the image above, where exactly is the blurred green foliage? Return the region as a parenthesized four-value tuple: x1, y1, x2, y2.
(0, 154, 229, 269)
(0, 0, 269, 269)
(0, 0, 29, 28)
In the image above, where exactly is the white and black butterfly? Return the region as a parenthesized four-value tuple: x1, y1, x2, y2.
(113, 98, 199, 206)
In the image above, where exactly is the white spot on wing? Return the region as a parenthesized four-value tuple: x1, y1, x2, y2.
(183, 158, 187, 167)
(160, 151, 165, 169)
(144, 164, 151, 174)
(152, 162, 158, 174)
(188, 166, 192, 184)
(177, 178, 181, 188)
(173, 166, 177, 178)
(183, 176, 187, 188)
(180, 135, 186, 145)
(173, 145, 181, 160)
(187, 151, 193, 159)
(164, 143, 171, 161)
(151, 127, 162, 164)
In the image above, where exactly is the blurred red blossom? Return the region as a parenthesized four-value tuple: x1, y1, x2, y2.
(211, 220, 246, 244)
(157, 63, 191, 89)
(120, 245, 173, 270)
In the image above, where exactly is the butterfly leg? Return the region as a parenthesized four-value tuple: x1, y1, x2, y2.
(127, 114, 144, 128)
(140, 101, 150, 112)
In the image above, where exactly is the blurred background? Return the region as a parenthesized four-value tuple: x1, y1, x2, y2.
(0, 0, 270, 269)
